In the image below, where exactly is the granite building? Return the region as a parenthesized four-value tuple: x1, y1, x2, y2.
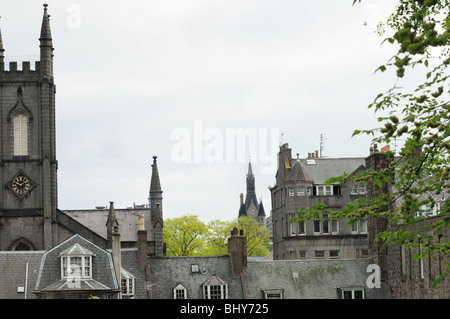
(270, 143, 369, 260)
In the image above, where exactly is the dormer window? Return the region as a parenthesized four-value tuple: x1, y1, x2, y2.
(60, 244, 93, 279)
(202, 275, 228, 299)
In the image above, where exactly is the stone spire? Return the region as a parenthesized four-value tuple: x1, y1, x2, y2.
(150, 155, 162, 194)
(149, 156, 163, 221)
(39, 4, 54, 78)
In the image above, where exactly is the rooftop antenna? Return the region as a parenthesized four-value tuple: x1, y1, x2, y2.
(320, 134, 327, 158)
(280, 133, 285, 145)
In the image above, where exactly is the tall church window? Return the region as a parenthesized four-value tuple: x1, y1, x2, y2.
(13, 114, 28, 156)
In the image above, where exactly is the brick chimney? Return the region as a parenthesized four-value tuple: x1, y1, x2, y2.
(228, 227, 247, 275)
(137, 214, 148, 269)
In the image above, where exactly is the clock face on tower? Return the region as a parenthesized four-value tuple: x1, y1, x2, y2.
(7, 171, 36, 200)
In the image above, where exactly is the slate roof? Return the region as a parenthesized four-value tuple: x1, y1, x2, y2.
(62, 208, 149, 242)
(147, 254, 389, 299)
(34, 234, 119, 295)
(0, 251, 44, 299)
(243, 258, 387, 299)
(298, 158, 366, 184)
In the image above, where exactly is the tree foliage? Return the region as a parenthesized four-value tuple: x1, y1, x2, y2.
(164, 214, 271, 257)
(297, 0, 449, 287)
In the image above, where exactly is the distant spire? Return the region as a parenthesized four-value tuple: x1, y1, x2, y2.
(247, 159, 254, 177)
(0, 16, 5, 63)
(150, 156, 162, 193)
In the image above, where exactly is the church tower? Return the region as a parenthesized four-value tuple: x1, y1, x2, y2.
(0, 5, 58, 250)
(238, 161, 266, 227)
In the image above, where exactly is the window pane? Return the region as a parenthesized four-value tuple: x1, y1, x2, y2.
(360, 220, 367, 233)
(331, 220, 339, 233)
(354, 290, 363, 299)
(317, 186, 324, 196)
(209, 285, 222, 299)
(322, 219, 329, 234)
(84, 256, 91, 277)
(62, 257, 68, 277)
(313, 220, 321, 233)
(298, 221, 305, 234)
(314, 250, 325, 258)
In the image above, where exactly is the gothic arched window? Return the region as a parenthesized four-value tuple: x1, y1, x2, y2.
(13, 113, 28, 156)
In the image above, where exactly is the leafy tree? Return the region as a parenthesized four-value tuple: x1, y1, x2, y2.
(164, 214, 209, 256)
(202, 219, 236, 255)
(164, 215, 271, 257)
(237, 216, 271, 257)
(296, 0, 449, 287)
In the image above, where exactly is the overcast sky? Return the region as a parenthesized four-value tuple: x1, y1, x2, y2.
(1, 0, 406, 222)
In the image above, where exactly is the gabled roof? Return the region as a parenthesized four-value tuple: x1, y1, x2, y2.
(298, 157, 366, 184)
(59, 243, 94, 256)
(204, 274, 227, 286)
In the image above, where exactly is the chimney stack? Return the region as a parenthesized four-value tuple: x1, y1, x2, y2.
(137, 214, 148, 269)
(111, 225, 121, 299)
(228, 227, 247, 275)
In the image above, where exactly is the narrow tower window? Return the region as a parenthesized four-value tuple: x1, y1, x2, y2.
(13, 114, 28, 156)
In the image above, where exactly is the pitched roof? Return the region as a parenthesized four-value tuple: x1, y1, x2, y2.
(62, 208, 149, 242)
(286, 159, 311, 182)
(298, 157, 366, 184)
(59, 243, 94, 256)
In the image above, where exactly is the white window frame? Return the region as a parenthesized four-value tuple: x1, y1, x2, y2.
(288, 214, 296, 236)
(261, 289, 284, 299)
(121, 268, 135, 296)
(313, 220, 321, 234)
(351, 183, 366, 195)
(322, 215, 330, 234)
(352, 219, 367, 234)
(61, 255, 92, 279)
(297, 186, 305, 196)
(316, 185, 333, 196)
(203, 284, 228, 299)
(360, 219, 367, 234)
(331, 219, 339, 234)
(288, 187, 295, 196)
(298, 220, 306, 235)
(341, 288, 365, 299)
(173, 284, 187, 299)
